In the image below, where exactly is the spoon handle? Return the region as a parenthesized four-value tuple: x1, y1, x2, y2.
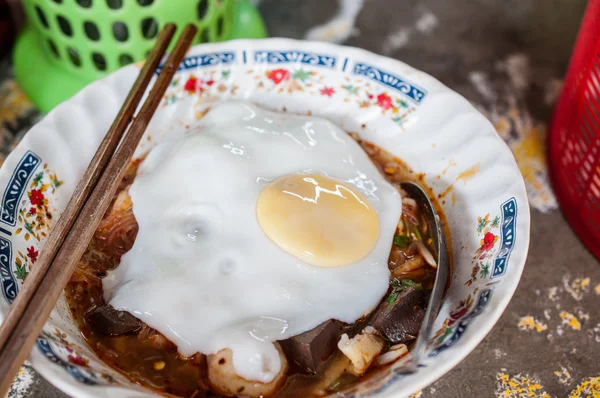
(397, 182, 450, 373)
(405, 222, 448, 372)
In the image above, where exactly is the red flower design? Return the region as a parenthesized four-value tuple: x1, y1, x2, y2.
(184, 76, 198, 92)
(266, 69, 290, 85)
(481, 232, 496, 252)
(319, 86, 335, 97)
(68, 353, 88, 367)
(377, 93, 393, 110)
(448, 308, 469, 326)
(367, 93, 374, 99)
(30, 189, 44, 206)
(184, 76, 214, 93)
(27, 246, 38, 263)
(29, 207, 36, 215)
(65, 347, 87, 366)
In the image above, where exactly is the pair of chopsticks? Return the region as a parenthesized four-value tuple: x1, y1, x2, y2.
(0, 23, 197, 394)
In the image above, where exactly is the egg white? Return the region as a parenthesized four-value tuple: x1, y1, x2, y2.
(102, 101, 402, 382)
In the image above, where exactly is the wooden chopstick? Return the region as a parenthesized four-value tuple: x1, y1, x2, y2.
(0, 24, 197, 395)
(0, 24, 176, 354)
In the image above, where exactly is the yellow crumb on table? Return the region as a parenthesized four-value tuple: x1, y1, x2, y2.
(568, 376, 600, 398)
(560, 311, 581, 331)
(518, 315, 548, 332)
(496, 371, 551, 398)
(564, 277, 591, 301)
(554, 366, 573, 385)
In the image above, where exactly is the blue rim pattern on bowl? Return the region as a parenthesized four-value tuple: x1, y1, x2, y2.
(0, 39, 530, 398)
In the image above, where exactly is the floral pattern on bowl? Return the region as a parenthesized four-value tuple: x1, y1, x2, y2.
(0, 39, 530, 398)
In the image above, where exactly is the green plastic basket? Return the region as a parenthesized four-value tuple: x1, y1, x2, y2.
(13, 0, 267, 113)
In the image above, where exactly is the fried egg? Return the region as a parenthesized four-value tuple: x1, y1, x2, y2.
(103, 101, 402, 383)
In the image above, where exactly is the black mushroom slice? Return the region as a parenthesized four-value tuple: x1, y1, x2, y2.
(85, 305, 142, 336)
(369, 287, 425, 344)
(279, 319, 342, 374)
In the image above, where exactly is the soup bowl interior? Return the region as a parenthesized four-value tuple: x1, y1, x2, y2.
(0, 38, 529, 398)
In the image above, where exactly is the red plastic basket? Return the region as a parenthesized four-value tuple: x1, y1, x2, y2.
(549, 0, 600, 261)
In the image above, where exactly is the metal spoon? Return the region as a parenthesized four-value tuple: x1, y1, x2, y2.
(397, 181, 449, 373)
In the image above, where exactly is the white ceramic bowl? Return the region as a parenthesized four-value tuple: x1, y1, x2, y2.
(0, 39, 530, 398)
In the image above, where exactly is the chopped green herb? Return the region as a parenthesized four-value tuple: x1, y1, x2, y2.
(401, 279, 423, 290)
(386, 292, 400, 305)
(387, 279, 408, 304)
(413, 225, 422, 240)
(402, 218, 409, 235)
(393, 234, 409, 248)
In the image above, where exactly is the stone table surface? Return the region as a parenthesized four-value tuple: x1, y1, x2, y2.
(4, 0, 599, 397)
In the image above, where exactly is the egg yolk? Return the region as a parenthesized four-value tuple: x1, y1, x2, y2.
(256, 174, 379, 267)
